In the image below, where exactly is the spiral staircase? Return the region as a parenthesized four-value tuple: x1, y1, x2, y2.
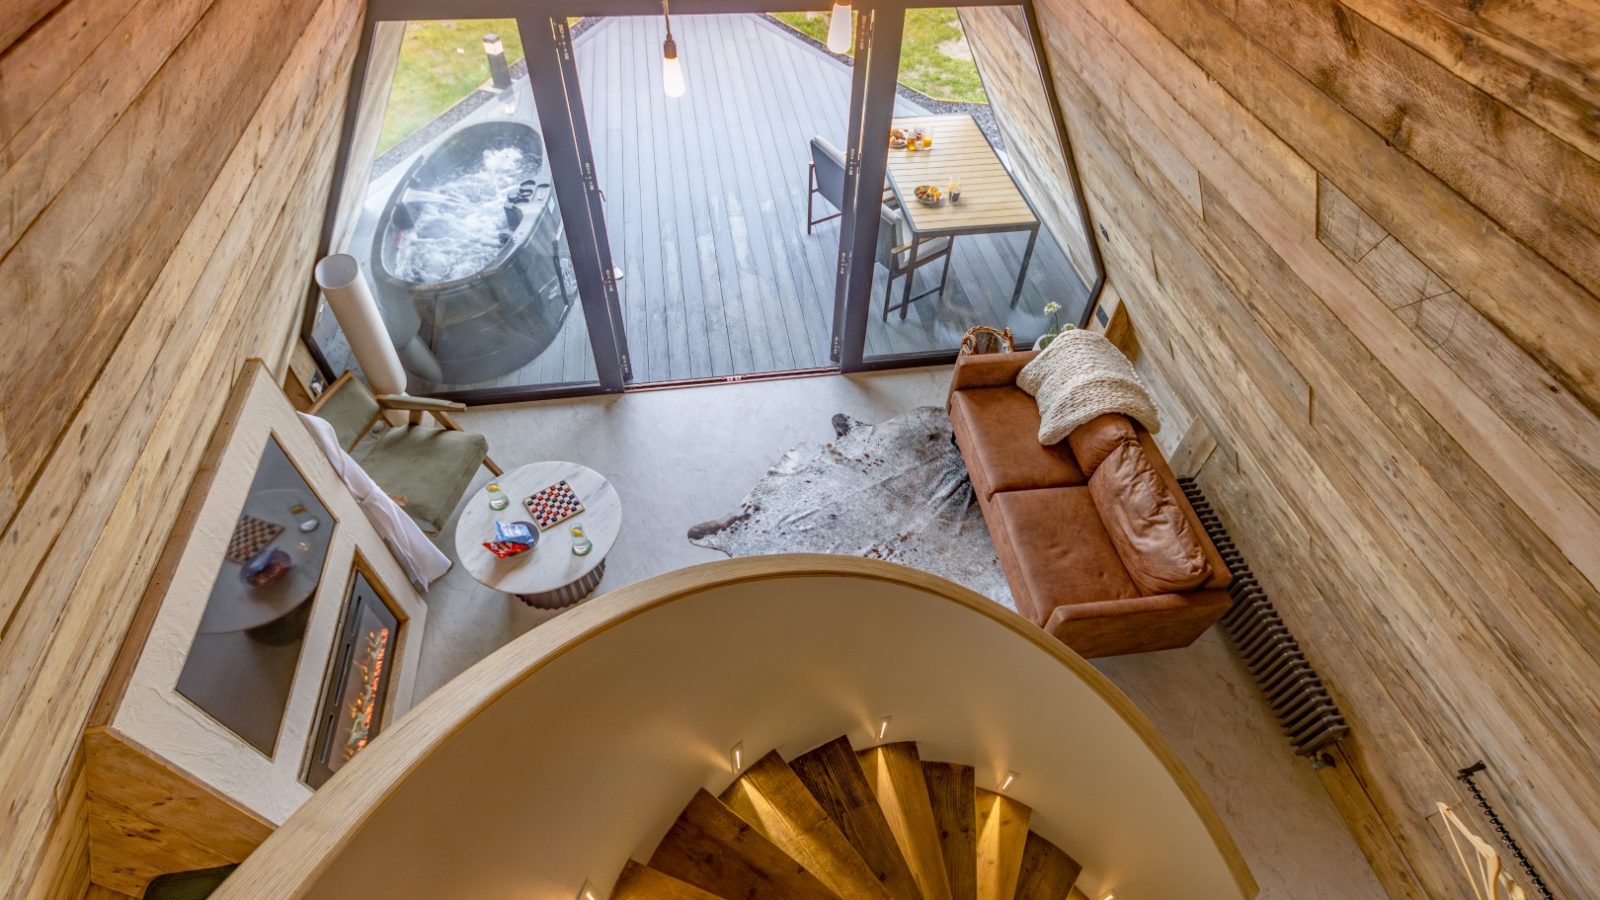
(217, 559, 1255, 899)
(616, 736, 1082, 900)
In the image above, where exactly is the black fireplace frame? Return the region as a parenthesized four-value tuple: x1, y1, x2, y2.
(303, 553, 408, 789)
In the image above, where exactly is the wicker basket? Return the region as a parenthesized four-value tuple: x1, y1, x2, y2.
(958, 325, 1016, 356)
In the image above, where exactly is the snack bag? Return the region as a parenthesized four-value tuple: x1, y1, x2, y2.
(495, 520, 535, 545)
(483, 540, 531, 559)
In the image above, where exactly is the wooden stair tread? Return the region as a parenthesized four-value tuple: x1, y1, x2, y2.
(613, 860, 726, 900)
(858, 743, 954, 900)
(922, 761, 978, 900)
(721, 751, 894, 900)
(974, 789, 1031, 900)
(1013, 831, 1082, 900)
(789, 737, 922, 900)
(648, 789, 837, 900)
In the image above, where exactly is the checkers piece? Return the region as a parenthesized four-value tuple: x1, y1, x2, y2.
(524, 480, 586, 531)
(226, 514, 284, 563)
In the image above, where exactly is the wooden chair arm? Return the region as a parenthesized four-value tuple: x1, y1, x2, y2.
(306, 371, 356, 416)
(376, 394, 467, 429)
(375, 394, 466, 413)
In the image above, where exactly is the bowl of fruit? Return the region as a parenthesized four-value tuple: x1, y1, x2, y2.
(913, 184, 945, 206)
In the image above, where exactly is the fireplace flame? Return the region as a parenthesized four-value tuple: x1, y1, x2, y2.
(344, 626, 390, 759)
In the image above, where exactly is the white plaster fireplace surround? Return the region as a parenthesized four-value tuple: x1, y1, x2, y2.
(103, 360, 428, 825)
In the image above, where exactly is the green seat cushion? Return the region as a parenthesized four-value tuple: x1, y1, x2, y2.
(316, 378, 382, 449)
(361, 425, 487, 533)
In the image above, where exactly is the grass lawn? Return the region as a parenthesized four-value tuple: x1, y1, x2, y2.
(379, 19, 526, 154)
(772, 8, 987, 104)
(378, 13, 984, 155)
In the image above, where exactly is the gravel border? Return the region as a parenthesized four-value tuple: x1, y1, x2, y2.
(754, 13, 1003, 151)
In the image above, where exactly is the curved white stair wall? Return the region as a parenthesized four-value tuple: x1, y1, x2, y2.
(221, 556, 1255, 899)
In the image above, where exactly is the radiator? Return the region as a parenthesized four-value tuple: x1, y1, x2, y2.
(1178, 477, 1350, 759)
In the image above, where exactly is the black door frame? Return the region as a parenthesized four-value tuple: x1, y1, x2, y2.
(304, 0, 1102, 402)
(524, 14, 633, 388)
(836, 0, 1105, 371)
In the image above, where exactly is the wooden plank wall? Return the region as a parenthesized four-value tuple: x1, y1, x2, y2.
(0, 0, 361, 895)
(965, 0, 1600, 895)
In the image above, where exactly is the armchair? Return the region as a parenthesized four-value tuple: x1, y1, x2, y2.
(308, 372, 502, 534)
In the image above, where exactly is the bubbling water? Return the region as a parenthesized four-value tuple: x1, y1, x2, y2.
(391, 145, 541, 285)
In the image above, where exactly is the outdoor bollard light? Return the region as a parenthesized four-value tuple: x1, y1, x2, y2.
(484, 33, 512, 90)
(826, 2, 854, 54)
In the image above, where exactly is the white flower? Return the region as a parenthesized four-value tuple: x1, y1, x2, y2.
(1042, 301, 1061, 314)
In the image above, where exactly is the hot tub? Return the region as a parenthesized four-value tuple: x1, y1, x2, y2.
(370, 120, 575, 386)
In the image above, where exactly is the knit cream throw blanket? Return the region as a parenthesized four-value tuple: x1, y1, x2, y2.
(1016, 329, 1161, 444)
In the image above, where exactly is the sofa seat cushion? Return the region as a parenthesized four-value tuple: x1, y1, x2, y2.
(951, 387, 1086, 501)
(361, 425, 488, 533)
(1087, 441, 1212, 594)
(1067, 413, 1137, 476)
(988, 486, 1140, 626)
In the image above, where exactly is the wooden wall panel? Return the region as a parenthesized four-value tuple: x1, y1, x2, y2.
(0, 0, 360, 895)
(967, 0, 1600, 895)
(1336, 0, 1599, 161)
(83, 729, 274, 897)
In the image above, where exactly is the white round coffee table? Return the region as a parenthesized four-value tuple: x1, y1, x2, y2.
(454, 461, 621, 608)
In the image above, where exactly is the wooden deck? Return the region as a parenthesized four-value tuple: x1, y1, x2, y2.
(332, 14, 1088, 391)
(579, 14, 1087, 383)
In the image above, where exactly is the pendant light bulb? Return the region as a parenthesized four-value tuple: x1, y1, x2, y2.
(826, 2, 853, 54)
(661, 0, 685, 98)
(662, 33, 686, 98)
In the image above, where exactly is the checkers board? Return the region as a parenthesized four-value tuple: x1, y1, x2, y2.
(524, 480, 585, 530)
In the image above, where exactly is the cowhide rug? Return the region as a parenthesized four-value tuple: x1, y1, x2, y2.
(687, 407, 1015, 611)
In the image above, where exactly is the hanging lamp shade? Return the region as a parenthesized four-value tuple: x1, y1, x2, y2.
(661, 0, 686, 98)
(826, 2, 853, 53)
(662, 33, 686, 97)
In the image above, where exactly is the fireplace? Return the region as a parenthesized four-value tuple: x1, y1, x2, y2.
(305, 565, 402, 788)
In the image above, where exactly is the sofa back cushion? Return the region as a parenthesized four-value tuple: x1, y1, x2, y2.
(1087, 441, 1212, 594)
(1067, 413, 1137, 476)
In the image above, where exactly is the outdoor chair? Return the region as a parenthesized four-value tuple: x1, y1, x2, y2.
(877, 203, 953, 320)
(806, 136, 895, 233)
(308, 372, 503, 534)
(807, 136, 951, 319)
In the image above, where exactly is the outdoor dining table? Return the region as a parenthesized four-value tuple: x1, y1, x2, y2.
(884, 113, 1041, 310)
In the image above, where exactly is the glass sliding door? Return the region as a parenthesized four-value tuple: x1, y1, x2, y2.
(310, 2, 1102, 399)
(562, 11, 863, 384)
(310, 17, 610, 400)
(853, 4, 1096, 362)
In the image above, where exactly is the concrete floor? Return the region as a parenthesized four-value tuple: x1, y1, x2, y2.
(417, 368, 1384, 899)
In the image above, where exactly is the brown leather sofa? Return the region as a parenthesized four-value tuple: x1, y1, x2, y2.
(948, 350, 1232, 658)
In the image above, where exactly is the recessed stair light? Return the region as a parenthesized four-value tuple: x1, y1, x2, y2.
(999, 770, 1019, 792)
(730, 740, 745, 774)
(875, 715, 892, 742)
